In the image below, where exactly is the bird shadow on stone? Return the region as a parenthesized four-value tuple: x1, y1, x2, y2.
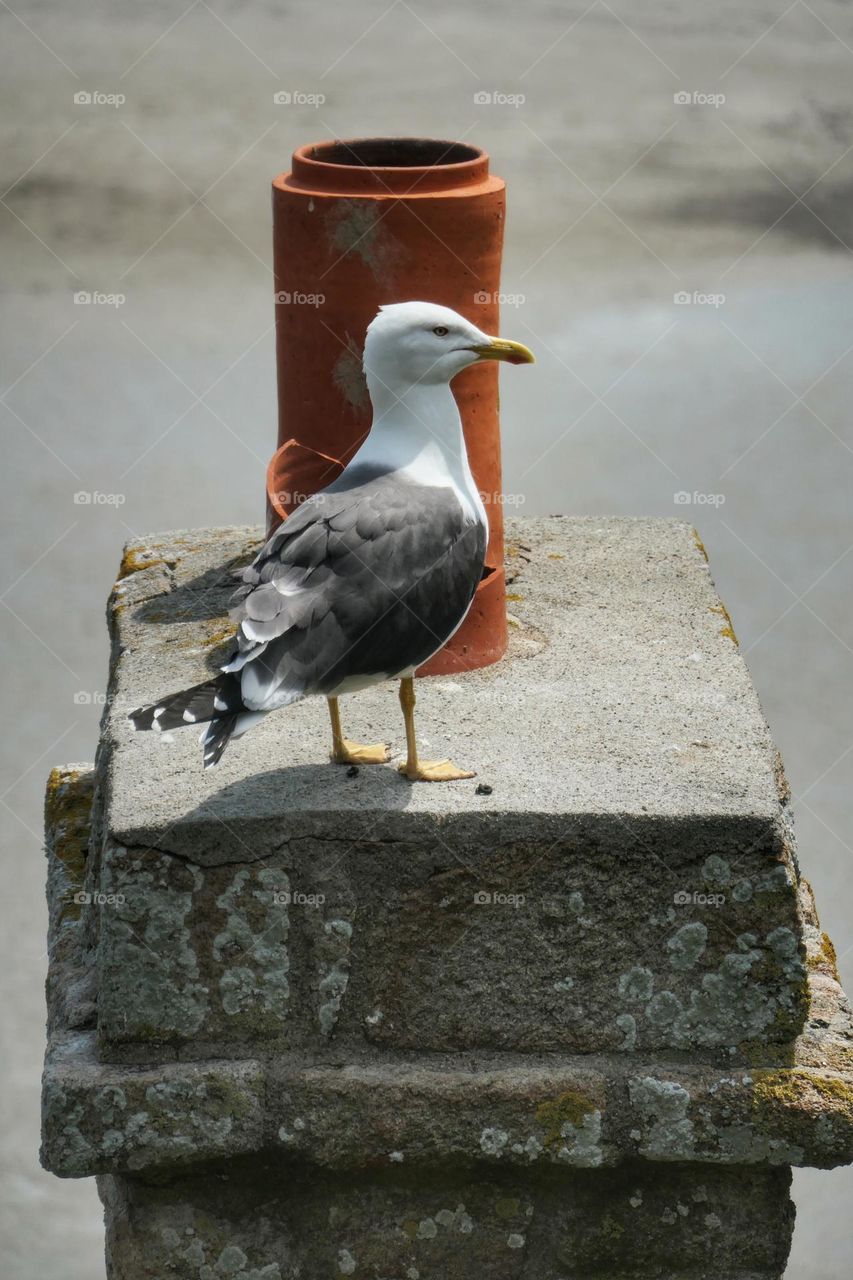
(131, 556, 254, 673)
(133, 549, 258, 627)
(177, 759, 414, 849)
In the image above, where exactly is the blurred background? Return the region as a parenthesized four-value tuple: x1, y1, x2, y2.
(2, 1, 852, 1275)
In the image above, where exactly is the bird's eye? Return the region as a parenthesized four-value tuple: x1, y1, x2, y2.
(432, 325, 449, 337)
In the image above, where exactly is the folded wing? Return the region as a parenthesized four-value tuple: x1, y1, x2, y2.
(228, 469, 486, 712)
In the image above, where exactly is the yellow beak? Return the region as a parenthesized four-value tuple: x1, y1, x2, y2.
(468, 338, 535, 365)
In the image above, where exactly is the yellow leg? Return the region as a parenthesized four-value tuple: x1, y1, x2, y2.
(327, 697, 390, 765)
(397, 677, 475, 782)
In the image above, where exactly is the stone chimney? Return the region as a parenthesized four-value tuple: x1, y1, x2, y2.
(42, 517, 853, 1278)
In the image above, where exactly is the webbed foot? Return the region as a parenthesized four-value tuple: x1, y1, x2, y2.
(331, 739, 391, 766)
(398, 758, 475, 782)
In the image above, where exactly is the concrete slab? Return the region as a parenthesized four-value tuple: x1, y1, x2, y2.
(104, 516, 784, 859)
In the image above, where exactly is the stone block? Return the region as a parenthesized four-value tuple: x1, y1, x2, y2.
(95, 519, 808, 1065)
(40, 519, 853, 1278)
(98, 1159, 795, 1280)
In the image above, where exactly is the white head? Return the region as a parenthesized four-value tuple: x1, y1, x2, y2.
(363, 301, 534, 396)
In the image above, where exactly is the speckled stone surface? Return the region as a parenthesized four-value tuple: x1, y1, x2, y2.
(40, 521, 853, 1277)
(97, 1160, 796, 1280)
(90, 518, 814, 1064)
(104, 517, 782, 855)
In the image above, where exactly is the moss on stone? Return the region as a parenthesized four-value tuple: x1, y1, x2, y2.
(117, 546, 177, 580)
(200, 621, 236, 649)
(709, 603, 738, 645)
(44, 766, 93, 923)
(535, 1089, 597, 1147)
(773, 750, 792, 805)
(600, 1213, 626, 1240)
(165, 617, 236, 655)
(692, 529, 709, 562)
(738, 1038, 797, 1068)
(200, 1072, 265, 1127)
(749, 1068, 853, 1162)
(807, 932, 840, 981)
(753, 1068, 853, 1114)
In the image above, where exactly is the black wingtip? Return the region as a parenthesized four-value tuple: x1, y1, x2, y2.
(200, 713, 239, 769)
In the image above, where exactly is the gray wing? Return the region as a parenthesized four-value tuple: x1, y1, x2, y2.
(227, 467, 486, 710)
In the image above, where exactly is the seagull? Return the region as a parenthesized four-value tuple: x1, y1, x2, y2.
(129, 301, 534, 780)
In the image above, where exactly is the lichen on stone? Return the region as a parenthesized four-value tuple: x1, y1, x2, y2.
(203, 867, 292, 1031)
(666, 922, 708, 972)
(117, 546, 176, 580)
(807, 931, 840, 980)
(337, 1246, 357, 1274)
(618, 966, 654, 1003)
(629, 1077, 695, 1159)
(99, 848, 209, 1040)
(616, 1013, 637, 1051)
(44, 766, 94, 925)
(479, 1127, 509, 1156)
(732, 878, 753, 904)
(533, 1089, 604, 1165)
(701, 855, 731, 888)
(318, 960, 350, 1037)
(642, 924, 809, 1051)
(535, 1090, 597, 1145)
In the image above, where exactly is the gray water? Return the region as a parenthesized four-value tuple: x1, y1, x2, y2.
(2, 2, 852, 1275)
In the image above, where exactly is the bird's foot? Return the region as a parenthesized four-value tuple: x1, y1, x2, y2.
(331, 739, 391, 766)
(398, 758, 476, 782)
